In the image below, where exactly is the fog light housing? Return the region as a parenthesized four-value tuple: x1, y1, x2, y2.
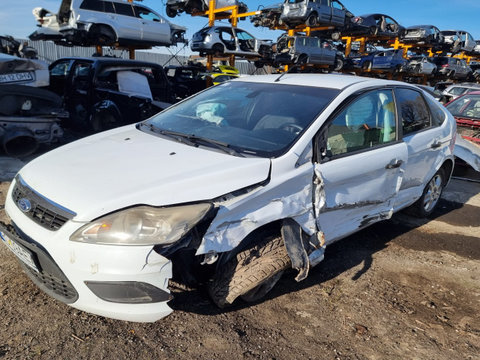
(84, 281, 172, 304)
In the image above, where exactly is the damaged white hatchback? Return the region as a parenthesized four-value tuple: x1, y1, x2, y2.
(0, 74, 456, 322)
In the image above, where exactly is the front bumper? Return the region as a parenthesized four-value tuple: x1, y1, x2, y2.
(2, 181, 174, 322)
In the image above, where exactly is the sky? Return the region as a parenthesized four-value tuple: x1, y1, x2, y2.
(3, 0, 480, 56)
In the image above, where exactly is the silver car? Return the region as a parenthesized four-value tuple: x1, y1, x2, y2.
(166, 0, 247, 18)
(274, 34, 343, 70)
(407, 56, 437, 75)
(29, 0, 186, 47)
(440, 30, 475, 53)
(280, 0, 352, 28)
(191, 26, 272, 58)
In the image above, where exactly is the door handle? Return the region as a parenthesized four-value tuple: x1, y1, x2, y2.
(385, 159, 403, 169)
(431, 140, 442, 149)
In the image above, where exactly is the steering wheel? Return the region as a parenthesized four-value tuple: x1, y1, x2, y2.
(280, 123, 303, 134)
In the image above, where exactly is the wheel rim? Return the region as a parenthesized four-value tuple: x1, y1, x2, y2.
(423, 174, 443, 212)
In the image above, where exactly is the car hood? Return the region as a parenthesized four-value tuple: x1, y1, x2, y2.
(19, 125, 271, 222)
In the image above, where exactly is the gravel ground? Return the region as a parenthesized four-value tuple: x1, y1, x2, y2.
(0, 176, 479, 360)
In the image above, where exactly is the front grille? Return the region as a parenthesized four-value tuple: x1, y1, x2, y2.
(6, 223, 78, 304)
(12, 176, 75, 231)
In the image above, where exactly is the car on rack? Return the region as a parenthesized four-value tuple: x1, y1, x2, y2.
(47, 57, 174, 132)
(401, 25, 444, 47)
(165, 0, 247, 18)
(280, 0, 353, 36)
(406, 56, 437, 75)
(441, 82, 480, 103)
(431, 57, 472, 80)
(345, 13, 404, 39)
(440, 30, 476, 54)
(350, 49, 406, 72)
(273, 34, 344, 70)
(191, 26, 273, 59)
(29, 0, 186, 47)
(445, 90, 480, 144)
(250, 3, 284, 28)
(0, 73, 455, 323)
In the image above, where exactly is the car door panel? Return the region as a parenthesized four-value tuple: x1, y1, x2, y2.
(315, 143, 407, 243)
(313, 88, 407, 244)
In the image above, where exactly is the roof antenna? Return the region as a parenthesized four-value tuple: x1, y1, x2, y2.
(274, 64, 299, 82)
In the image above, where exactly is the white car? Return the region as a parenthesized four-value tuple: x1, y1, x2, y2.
(0, 74, 455, 322)
(29, 0, 186, 47)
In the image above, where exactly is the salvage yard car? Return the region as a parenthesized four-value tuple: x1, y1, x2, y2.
(29, 0, 186, 47)
(47, 57, 174, 132)
(0, 74, 455, 322)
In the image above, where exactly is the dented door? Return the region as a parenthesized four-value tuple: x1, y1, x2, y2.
(313, 88, 407, 244)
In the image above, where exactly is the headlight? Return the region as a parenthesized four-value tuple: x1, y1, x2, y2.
(70, 204, 212, 246)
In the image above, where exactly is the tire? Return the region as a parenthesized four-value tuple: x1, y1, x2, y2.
(331, 31, 341, 41)
(306, 13, 318, 27)
(297, 54, 309, 65)
(165, 5, 177, 18)
(362, 61, 372, 71)
(208, 235, 291, 308)
(89, 25, 115, 46)
(408, 168, 446, 217)
(333, 57, 344, 71)
(91, 112, 118, 133)
(212, 43, 224, 57)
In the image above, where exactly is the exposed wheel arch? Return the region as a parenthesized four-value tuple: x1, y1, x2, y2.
(88, 24, 117, 46)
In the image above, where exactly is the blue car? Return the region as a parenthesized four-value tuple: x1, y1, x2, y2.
(350, 49, 406, 72)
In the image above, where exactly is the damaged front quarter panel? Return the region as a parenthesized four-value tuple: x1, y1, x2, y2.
(198, 161, 318, 257)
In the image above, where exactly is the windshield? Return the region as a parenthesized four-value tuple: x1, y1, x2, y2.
(140, 81, 339, 157)
(446, 94, 480, 118)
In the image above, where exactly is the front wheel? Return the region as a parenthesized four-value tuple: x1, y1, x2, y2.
(208, 235, 291, 308)
(333, 57, 344, 71)
(408, 168, 446, 217)
(306, 13, 318, 27)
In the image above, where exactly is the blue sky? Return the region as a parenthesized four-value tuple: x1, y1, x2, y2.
(4, 0, 480, 54)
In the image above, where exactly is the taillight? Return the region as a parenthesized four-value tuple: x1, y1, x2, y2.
(442, 64, 448, 68)
(39, 18, 44, 24)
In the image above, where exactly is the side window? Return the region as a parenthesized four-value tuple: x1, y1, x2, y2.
(425, 96, 446, 127)
(104, 2, 115, 13)
(326, 89, 397, 157)
(395, 88, 431, 135)
(332, 1, 344, 10)
(80, 0, 104, 11)
(50, 61, 70, 76)
(135, 6, 162, 22)
(114, 3, 135, 17)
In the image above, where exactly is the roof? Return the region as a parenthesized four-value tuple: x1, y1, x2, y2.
(234, 73, 404, 90)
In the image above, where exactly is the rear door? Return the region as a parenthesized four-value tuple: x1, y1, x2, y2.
(393, 87, 447, 209)
(314, 88, 407, 243)
(317, 0, 332, 24)
(330, 0, 346, 26)
(112, 2, 142, 40)
(134, 5, 170, 45)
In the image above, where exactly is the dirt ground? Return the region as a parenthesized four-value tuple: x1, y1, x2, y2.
(0, 175, 479, 360)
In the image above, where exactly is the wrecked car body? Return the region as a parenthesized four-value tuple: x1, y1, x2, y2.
(0, 85, 65, 157)
(30, 0, 186, 47)
(0, 54, 49, 87)
(47, 57, 174, 132)
(1, 74, 455, 322)
(166, 0, 248, 18)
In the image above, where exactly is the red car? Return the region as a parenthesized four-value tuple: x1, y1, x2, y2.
(445, 90, 480, 144)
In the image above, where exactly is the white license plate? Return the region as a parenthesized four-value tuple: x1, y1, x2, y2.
(0, 230, 39, 272)
(0, 71, 34, 84)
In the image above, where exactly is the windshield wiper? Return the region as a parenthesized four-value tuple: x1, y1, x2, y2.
(138, 123, 196, 146)
(138, 123, 243, 157)
(182, 134, 242, 157)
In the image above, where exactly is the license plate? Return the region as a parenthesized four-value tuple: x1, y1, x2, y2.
(0, 71, 34, 84)
(0, 230, 39, 272)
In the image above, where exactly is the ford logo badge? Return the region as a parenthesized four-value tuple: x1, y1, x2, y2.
(18, 198, 32, 213)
